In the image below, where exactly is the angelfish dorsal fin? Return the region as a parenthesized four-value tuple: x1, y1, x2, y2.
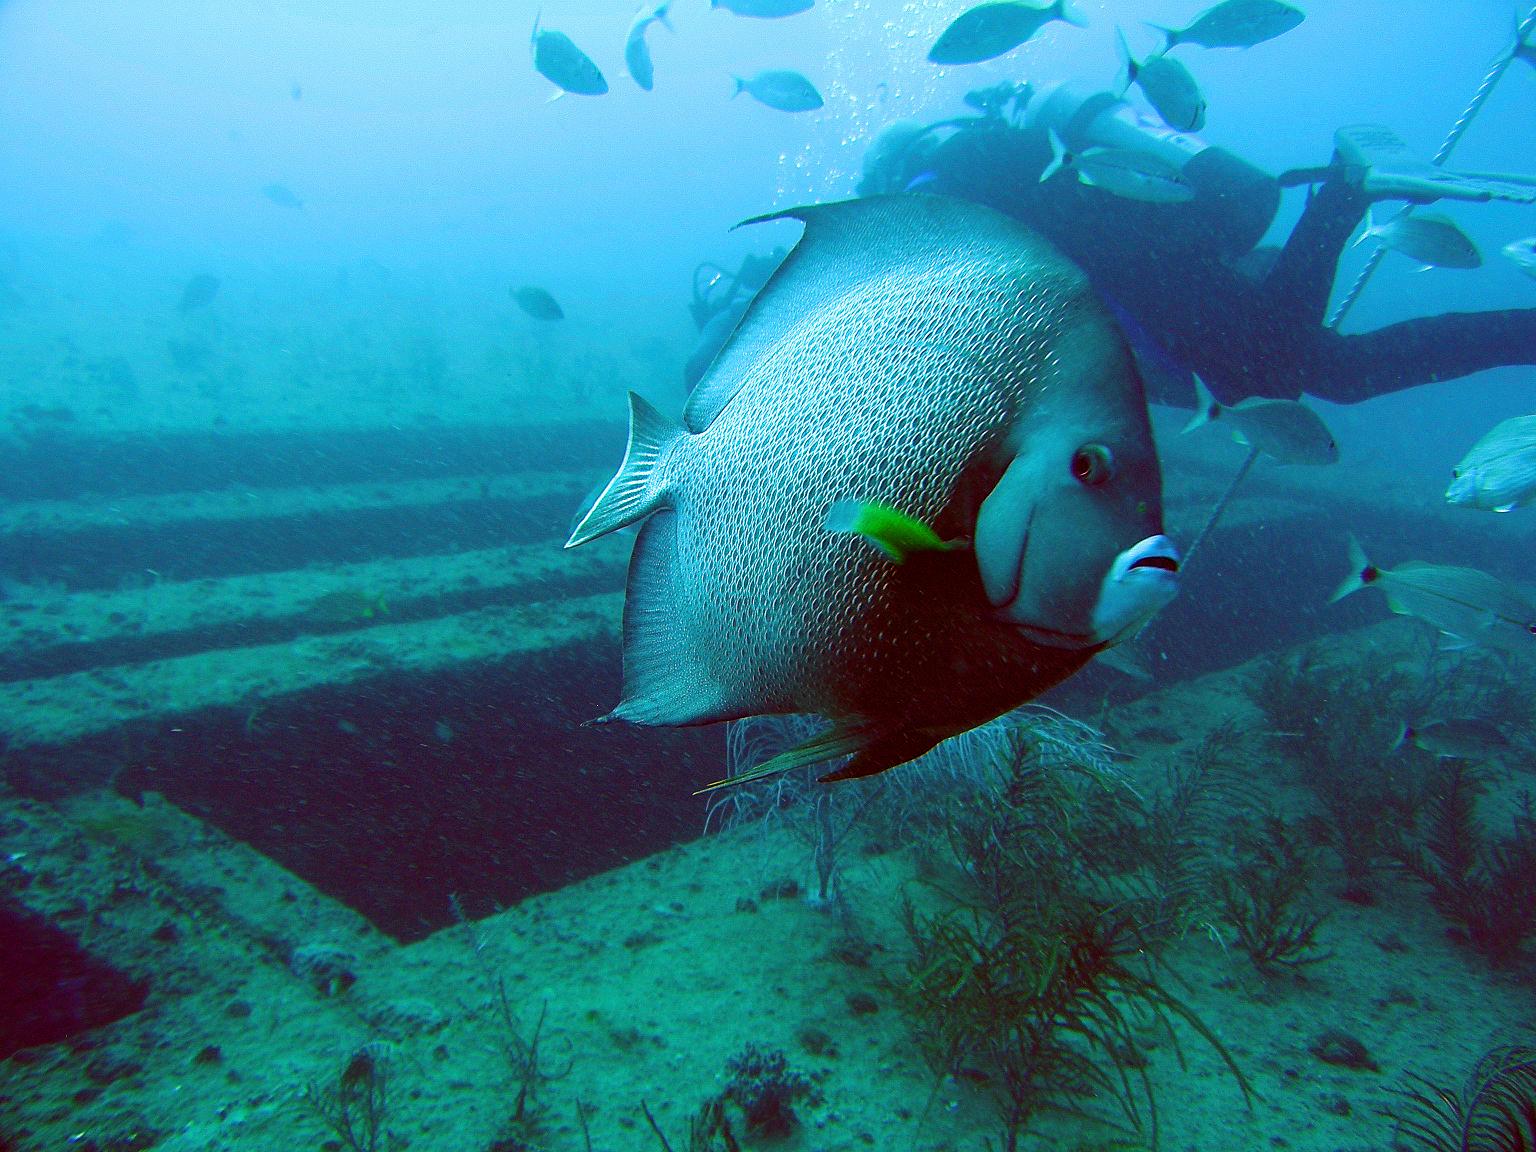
(683, 196, 1037, 433)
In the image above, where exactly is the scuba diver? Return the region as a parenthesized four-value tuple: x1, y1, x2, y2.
(683, 246, 787, 389)
(853, 79, 1536, 408)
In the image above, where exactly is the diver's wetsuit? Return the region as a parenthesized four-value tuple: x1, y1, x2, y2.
(916, 123, 1536, 407)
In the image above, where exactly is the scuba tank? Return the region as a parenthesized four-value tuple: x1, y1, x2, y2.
(1028, 81, 1279, 258)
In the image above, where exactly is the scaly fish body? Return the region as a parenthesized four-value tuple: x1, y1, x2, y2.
(625, 1, 672, 91)
(1184, 377, 1338, 465)
(1119, 30, 1207, 132)
(1356, 210, 1481, 270)
(733, 70, 823, 112)
(711, 0, 813, 16)
(1447, 415, 1536, 512)
(1152, 0, 1303, 50)
(568, 196, 1179, 784)
(929, 0, 1087, 66)
(1333, 538, 1536, 652)
(533, 17, 608, 96)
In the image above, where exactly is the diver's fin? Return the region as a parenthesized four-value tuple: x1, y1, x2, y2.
(1180, 374, 1223, 434)
(1328, 535, 1374, 603)
(694, 723, 873, 792)
(689, 196, 1024, 433)
(824, 498, 961, 564)
(565, 392, 677, 548)
(599, 512, 741, 727)
(1039, 129, 1071, 183)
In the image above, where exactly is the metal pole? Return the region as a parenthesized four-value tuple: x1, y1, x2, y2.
(1180, 445, 1260, 573)
(1326, 7, 1536, 328)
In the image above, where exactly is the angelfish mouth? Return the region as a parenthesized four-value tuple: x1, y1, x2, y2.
(1112, 535, 1182, 582)
(1087, 534, 1182, 647)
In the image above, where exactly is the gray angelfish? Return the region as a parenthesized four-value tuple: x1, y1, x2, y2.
(928, 0, 1087, 65)
(1150, 0, 1303, 50)
(566, 195, 1180, 788)
(1182, 376, 1338, 465)
(625, 1, 673, 91)
(532, 14, 608, 96)
(1117, 28, 1206, 131)
(733, 69, 823, 112)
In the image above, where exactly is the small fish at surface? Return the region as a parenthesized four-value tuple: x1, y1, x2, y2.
(1445, 414, 1536, 512)
(1041, 131, 1194, 204)
(625, 1, 673, 91)
(732, 69, 823, 112)
(1117, 28, 1206, 132)
(290, 81, 303, 101)
(1354, 209, 1481, 269)
(177, 273, 221, 313)
(1331, 538, 1536, 652)
(512, 286, 564, 320)
(1392, 718, 1511, 761)
(710, 0, 813, 16)
(1182, 376, 1338, 465)
(929, 0, 1087, 65)
(1502, 236, 1536, 279)
(261, 183, 305, 209)
(566, 195, 1180, 788)
(1150, 0, 1303, 51)
(532, 15, 608, 96)
(306, 589, 388, 625)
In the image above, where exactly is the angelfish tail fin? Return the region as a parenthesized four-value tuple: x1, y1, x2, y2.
(566, 392, 679, 548)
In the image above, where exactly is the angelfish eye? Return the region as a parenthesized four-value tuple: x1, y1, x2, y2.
(1070, 444, 1114, 486)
